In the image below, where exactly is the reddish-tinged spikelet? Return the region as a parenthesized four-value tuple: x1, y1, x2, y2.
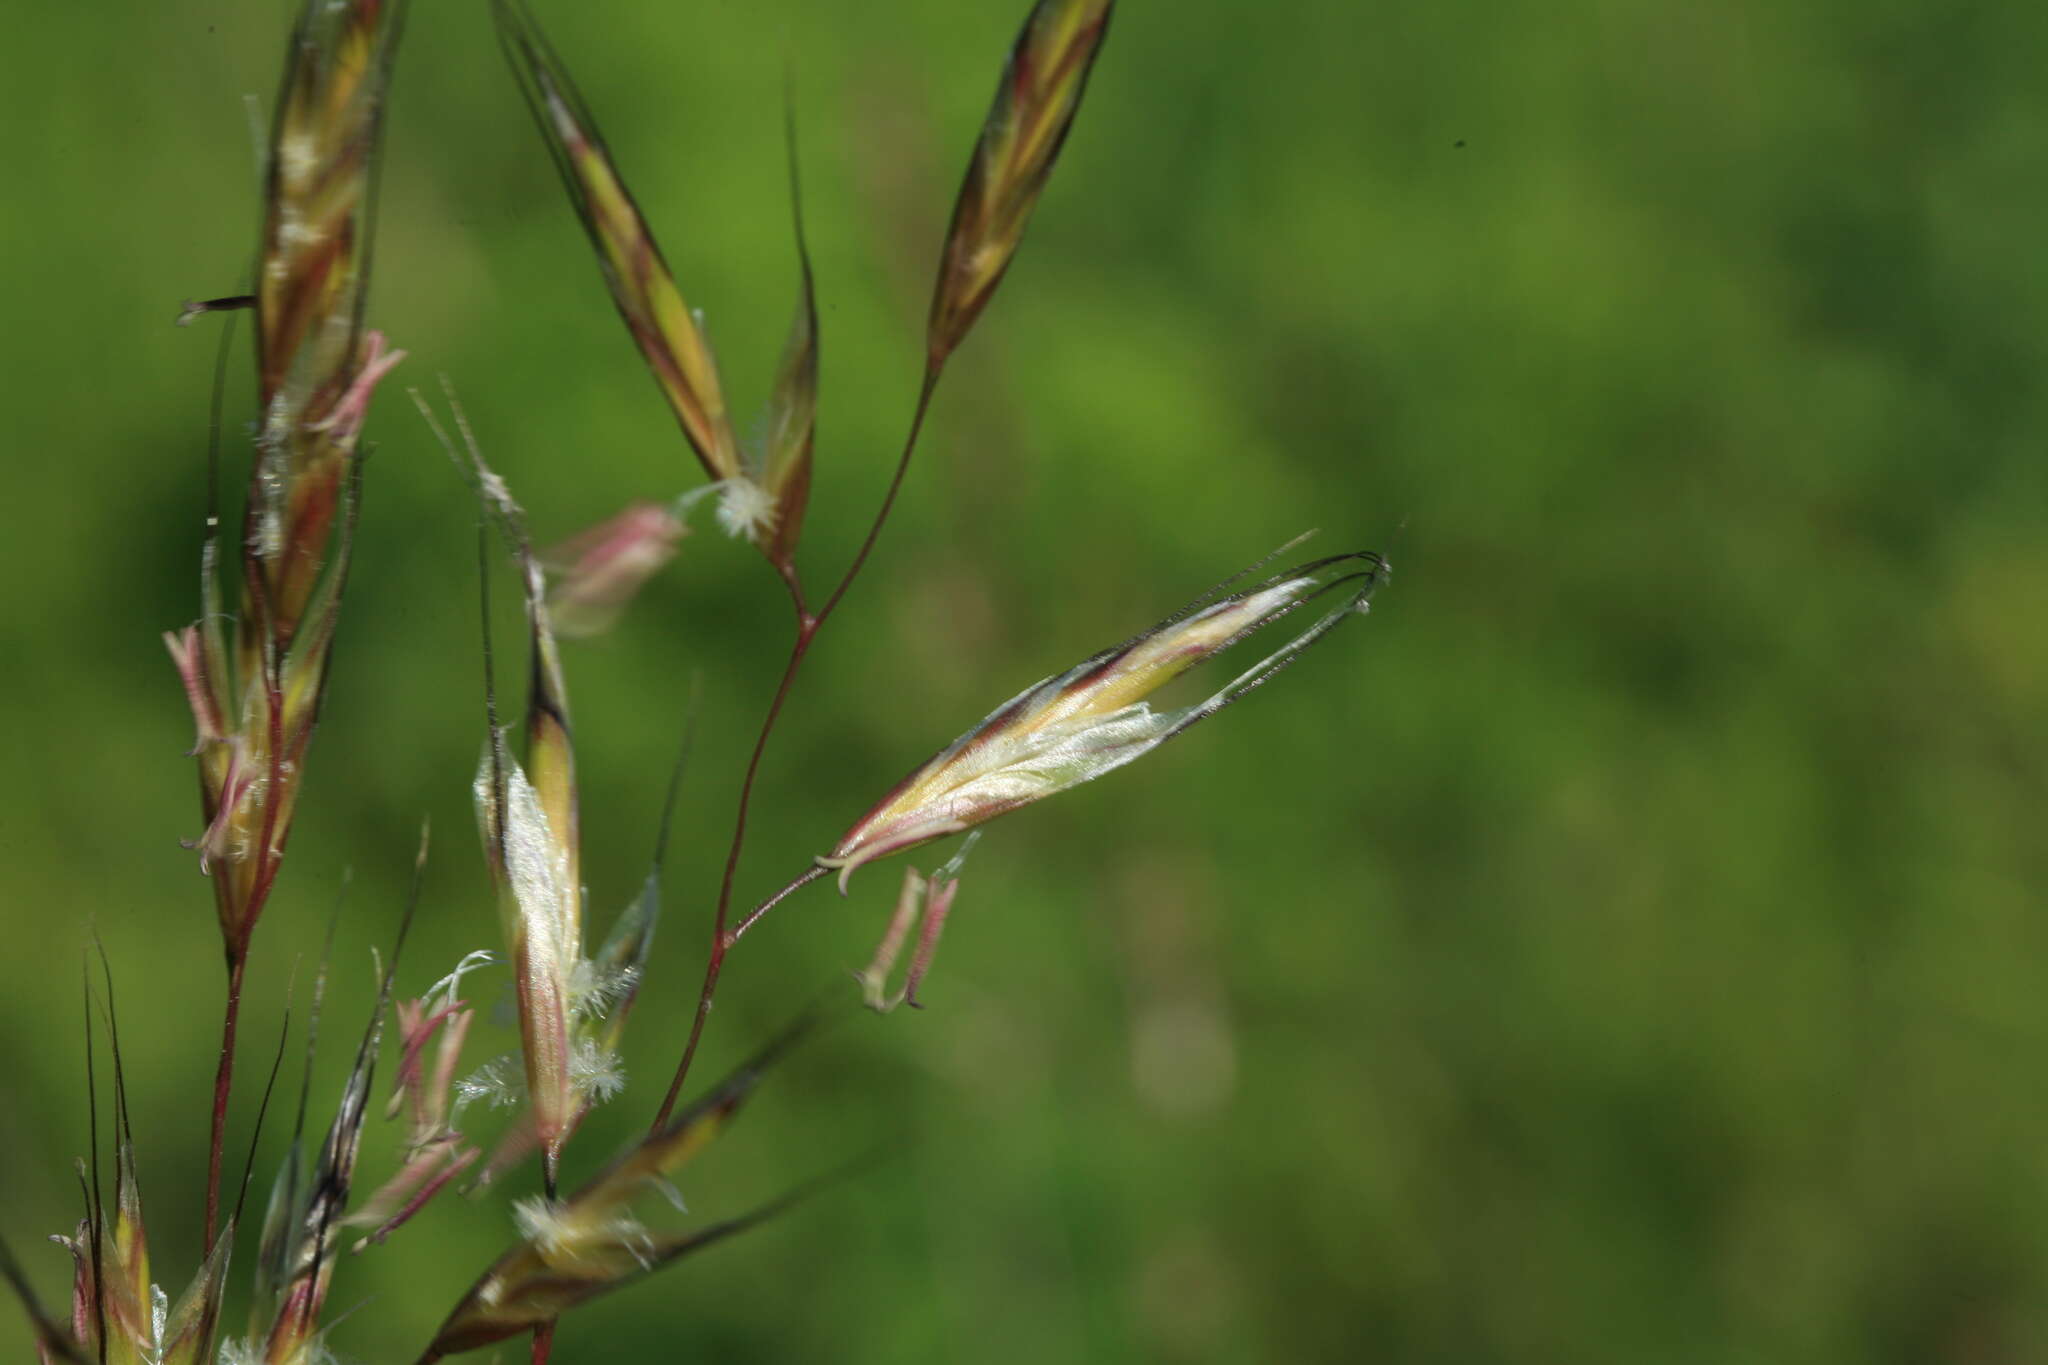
(493, 0, 834, 563)
(241, 835, 424, 1365)
(492, 0, 742, 488)
(26, 973, 238, 1365)
(539, 501, 687, 638)
(251, 0, 407, 644)
(345, 955, 488, 1252)
(822, 548, 1386, 888)
(757, 275, 817, 559)
(757, 118, 819, 566)
(177, 0, 408, 962)
(430, 399, 596, 1193)
(927, 0, 1114, 370)
(258, 1040, 377, 1358)
(103, 1144, 152, 1360)
(474, 627, 580, 1189)
(153, 1232, 234, 1365)
(416, 1025, 808, 1361)
(0, 1231, 90, 1364)
(476, 730, 579, 1191)
(56, 1224, 233, 1365)
(462, 727, 680, 1194)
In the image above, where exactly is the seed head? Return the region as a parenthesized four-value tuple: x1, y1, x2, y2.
(417, 1021, 812, 1359)
(927, 0, 1115, 370)
(823, 547, 1385, 890)
(493, 0, 741, 488)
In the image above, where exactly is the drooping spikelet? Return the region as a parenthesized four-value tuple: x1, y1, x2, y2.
(538, 501, 687, 639)
(822, 547, 1386, 890)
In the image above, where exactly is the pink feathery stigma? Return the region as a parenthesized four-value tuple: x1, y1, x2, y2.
(311, 330, 407, 443)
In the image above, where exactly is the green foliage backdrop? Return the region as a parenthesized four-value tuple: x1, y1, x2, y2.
(5, 1, 2046, 1361)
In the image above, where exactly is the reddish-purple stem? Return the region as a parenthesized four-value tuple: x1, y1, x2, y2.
(816, 368, 939, 626)
(775, 555, 809, 620)
(650, 628, 810, 1131)
(202, 951, 246, 1251)
(204, 658, 290, 1249)
(650, 369, 941, 1131)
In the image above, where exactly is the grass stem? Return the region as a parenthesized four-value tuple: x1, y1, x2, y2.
(649, 367, 943, 1129)
(202, 950, 247, 1251)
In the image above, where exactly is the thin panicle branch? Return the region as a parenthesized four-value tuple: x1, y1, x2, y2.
(730, 863, 830, 944)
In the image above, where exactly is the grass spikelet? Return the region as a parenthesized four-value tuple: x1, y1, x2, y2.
(345, 953, 489, 1252)
(154, 1230, 234, 1365)
(926, 0, 1114, 372)
(414, 1018, 814, 1361)
(538, 501, 687, 639)
(422, 388, 590, 1195)
(758, 106, 818, 567)
(492, 0, 743, 490)
(820, 547, 1386, 890)
(184, 0, 407, 960)
(21, 963, 246, 1365)
(1, 1230, 91, 1365)
(474, 734, 579, 1195)
(245, 831, 426, 1365)
(174, 0, 409, 1247)
(70, 965, 155, 1365)
(248, 0, 409, 652)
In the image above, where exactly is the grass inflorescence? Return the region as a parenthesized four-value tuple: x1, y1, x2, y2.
(8, 1, 1387, 1361)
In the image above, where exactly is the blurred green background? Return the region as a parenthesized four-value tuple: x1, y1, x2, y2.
(6, 0, 2048, 1361)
